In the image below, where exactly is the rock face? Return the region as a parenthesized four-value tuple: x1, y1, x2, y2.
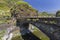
(10, 1, 38, 20)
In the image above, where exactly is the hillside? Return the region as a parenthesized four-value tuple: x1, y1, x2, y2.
(10, 1, 38, 20)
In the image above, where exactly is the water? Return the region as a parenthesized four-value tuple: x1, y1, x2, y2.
(2, 27, 14, 40)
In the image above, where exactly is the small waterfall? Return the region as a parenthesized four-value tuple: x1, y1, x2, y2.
(29, 24, 35, 32)
(2, 27, 14, 40)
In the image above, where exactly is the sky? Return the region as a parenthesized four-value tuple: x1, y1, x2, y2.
(24, 0, 60, 13)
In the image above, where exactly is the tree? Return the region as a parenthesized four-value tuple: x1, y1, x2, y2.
(56, 11, 60, 17)
(40, 12, 48, 16)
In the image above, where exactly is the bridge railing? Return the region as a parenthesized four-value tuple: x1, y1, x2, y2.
(16, 16, 56, 18)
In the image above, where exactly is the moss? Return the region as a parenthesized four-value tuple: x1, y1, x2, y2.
(11, 35, 22, 40)
(0, 3, 9, 11)
(16, 1, 28, 5)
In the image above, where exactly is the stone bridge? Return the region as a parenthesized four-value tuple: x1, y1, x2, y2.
(16, 17, 60, 40)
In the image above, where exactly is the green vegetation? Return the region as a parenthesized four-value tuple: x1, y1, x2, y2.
(0, 0, 23, 24)
(56, 10, 60, 17)
(11, 1, 38, 20)
(11, 35, 23, 40)
(11, 30, 23, 40)
(31, 25, 50, 40)
(16, 1, 29, 5)
(0, 11, 11, 24)
(0, 0, 23, 11)
(0, 30, 6, 40)
(38, 12, 55, 17)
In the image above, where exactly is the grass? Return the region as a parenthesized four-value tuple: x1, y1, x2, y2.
(16, 1, 28, 5)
